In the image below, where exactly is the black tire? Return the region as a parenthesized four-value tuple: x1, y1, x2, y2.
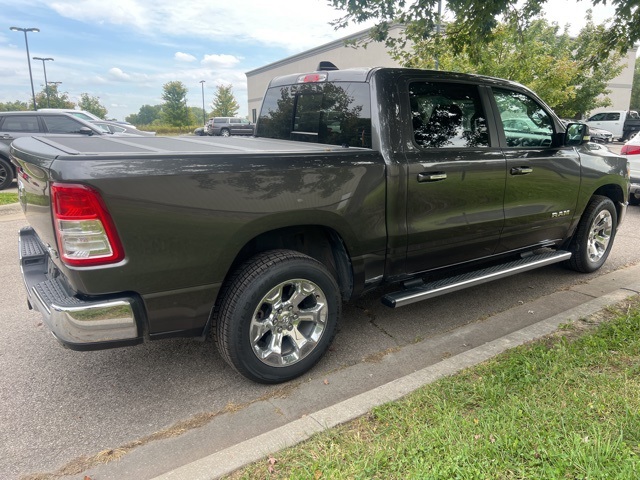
(220, 128, 230, 137)
(214, 250, 340, 383)
(567, 195, 617, 273)
(0, 157, 14, 191)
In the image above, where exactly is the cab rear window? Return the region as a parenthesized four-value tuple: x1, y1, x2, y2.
(257, 82, 372, 148)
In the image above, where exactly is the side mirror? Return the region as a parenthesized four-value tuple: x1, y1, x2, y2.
(565, 122, 590, 146)
(79, 127, 95, 136)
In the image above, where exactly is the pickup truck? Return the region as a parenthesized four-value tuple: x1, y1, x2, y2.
(11, 66, 629, 383)
(586, 110, 640, 141)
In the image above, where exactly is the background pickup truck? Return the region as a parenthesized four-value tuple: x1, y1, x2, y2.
(586, 110, 640, 141)
(11, 66, 629, 383)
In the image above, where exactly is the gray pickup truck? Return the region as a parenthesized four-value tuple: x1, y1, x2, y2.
(11, 66, 629, 383)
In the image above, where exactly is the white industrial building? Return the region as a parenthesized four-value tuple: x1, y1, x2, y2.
(245, 25, 637, 121)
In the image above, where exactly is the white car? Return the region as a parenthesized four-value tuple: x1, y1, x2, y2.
(91, 120, 155, 136)
(622, 132, 640, 205)
(37, 108, 102, 121)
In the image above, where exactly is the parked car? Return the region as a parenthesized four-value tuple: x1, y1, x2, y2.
(193, 126, 206, 136)
(91, 120, 155, 136)
(37, 108, 103, 122)
(621, 132, 640, 205)
(206, 117, 255, 136)
(0, 111, 103, 190)
(586, 110, 640, 141)
(588, 126, 614, 144)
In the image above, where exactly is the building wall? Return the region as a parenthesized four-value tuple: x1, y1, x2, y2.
(589, 45, 637, 116)
(246, 27, 403, 120)
(246, 28, 638, 120)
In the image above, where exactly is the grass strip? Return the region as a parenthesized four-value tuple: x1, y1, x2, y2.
(229, 297, 640, 479)
(0, 192, 18, 205)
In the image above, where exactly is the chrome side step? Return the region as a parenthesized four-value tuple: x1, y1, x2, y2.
(381, 250, 572, 308)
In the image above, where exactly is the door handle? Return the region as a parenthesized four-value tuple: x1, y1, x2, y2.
(510, 166, 533, 175)
(418, 172, 447, 182)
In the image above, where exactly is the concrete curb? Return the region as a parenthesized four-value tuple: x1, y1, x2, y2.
(152, 283, 640, 480)
(0, 202, 21, 215)
(0, 202, 23, 222)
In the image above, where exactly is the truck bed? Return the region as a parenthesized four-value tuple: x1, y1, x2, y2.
(12, 134, 367, 158)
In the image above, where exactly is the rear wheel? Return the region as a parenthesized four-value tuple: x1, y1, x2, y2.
(214, 250, 340, 383)
(0, 157, 14, 190)
(220, 128, 230, 137)
(567, 195, 617, 273)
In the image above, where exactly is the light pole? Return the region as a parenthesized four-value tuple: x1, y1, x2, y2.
(10, 26, 40, 111)
(199, 80, 206, 126)
(33, 56, 54, 107)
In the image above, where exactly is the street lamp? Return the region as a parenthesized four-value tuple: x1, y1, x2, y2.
(33, 56, 54, 107)
(10, 26, 40, 110)
(199, 80, 206, 126)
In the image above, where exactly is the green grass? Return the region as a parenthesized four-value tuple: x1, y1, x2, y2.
(0, 192, 18, 205)
(228, 297, 640, 479)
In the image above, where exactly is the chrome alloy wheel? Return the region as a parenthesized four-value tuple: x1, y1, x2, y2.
(587, 209, 613, 263)
(250, 279, 328, 367)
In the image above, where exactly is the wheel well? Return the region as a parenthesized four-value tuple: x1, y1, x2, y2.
(230, 226, 353, 301)
(593, 184, 625, 220)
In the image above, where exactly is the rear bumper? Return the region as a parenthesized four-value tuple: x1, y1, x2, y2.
(19, 227, 143, 351)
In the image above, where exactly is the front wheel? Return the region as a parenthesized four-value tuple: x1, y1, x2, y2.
(0, 157, 14, 190)
(567, 195, 617, 273)
(214, 250, 340, 383)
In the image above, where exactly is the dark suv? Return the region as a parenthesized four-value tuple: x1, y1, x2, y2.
(0, 111, 103, 190)
(206, 117, 255, 137)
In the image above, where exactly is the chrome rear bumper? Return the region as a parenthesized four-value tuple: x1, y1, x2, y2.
(19, 227, 143, 350)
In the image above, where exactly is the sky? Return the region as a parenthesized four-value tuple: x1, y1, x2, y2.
(0, 0, 618, 121)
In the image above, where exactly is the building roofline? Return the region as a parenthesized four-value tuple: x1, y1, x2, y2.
(246, 24, 403, 77)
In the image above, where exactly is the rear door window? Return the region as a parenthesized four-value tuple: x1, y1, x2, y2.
(409, 82, 489, 148)
(0, 115, 40, 133)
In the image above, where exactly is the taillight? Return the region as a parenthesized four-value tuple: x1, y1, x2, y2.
(51, 183, 124, 266)
(621, 144, 640, 155)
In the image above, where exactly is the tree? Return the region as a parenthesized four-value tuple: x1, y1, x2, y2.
(0, 100, 29, 112)
(161, 81, 190, 126)
(188, 106, 206, 125)
(401, 13, 623, 117)
(78, 93, 107, 119)
(330, 0, 640, 66)
(211, 84, 240, 117)
(126, 104, 163, 125)
(35, 84, 74, 109)
(631, 60, 640, 111)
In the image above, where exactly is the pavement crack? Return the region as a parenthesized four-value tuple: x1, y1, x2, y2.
(354, 304, 395, 339)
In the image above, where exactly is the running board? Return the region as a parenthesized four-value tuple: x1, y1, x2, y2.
(382, 250, 572, 308)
